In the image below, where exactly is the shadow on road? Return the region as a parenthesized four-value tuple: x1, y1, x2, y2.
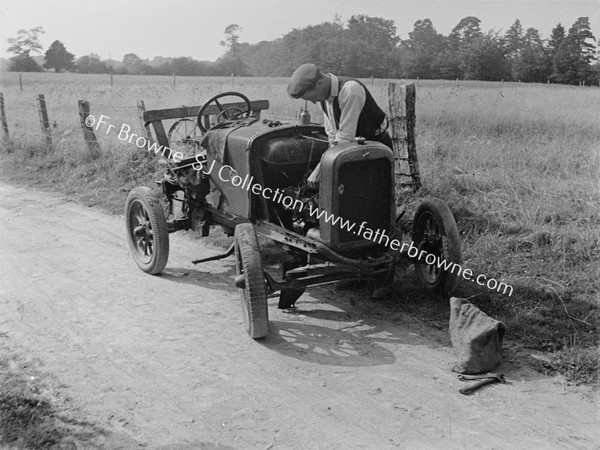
(158, 266, 236, 293)
(262, 319, 397, 367)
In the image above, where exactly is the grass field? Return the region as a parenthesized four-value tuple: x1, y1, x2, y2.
(0, 71, 598, 384)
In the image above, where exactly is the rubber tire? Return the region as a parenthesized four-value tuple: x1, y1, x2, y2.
(411, 197, 461, 296)
(235, 223, 269, 339)
(125, 186, 169, 274)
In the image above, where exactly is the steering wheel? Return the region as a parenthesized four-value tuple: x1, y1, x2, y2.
(196, 92, 252, 133)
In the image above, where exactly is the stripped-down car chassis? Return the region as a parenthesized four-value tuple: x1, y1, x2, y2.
(125, 92, 461, 339)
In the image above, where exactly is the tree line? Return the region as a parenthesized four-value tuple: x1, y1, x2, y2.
(5, 15, 599, 85)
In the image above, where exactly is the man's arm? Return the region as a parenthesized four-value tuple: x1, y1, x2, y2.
(320, 102, 336, 145)
(335, 81, 366, 144)
(323, 113, 335, 145)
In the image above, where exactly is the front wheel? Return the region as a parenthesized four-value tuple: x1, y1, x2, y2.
(125, 187, 169, 274)
(411, 198, 461, 296)
(235, 224, 269, 339)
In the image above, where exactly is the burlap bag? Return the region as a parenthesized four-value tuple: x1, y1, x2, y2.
(449, 297, 506, 374)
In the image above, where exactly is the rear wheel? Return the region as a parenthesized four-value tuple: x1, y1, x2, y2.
(125, 187, 169, 274)
(235, 224, 269, 339)
(167, 118, 202, 154)
(411, 198, 461, 296)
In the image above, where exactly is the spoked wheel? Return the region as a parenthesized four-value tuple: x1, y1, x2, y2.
(167, 118, 202, 154)
(125, 187, 169, 274)
(411, 197, 461, 296)
(234, 223, 269, 339)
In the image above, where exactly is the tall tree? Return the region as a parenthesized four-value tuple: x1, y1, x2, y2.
(43, 40, 74, 72)
(548, 23, 566, 56)
(504, 19, 525, 61)
(449, 16, 483, 51)
(552, 17, 596, 84)
(568, 17, 597, 64)
(7, 26, 44, 56)
(219, 24, 249, 76)
(513, 28, 549, 82)
(404, 19, 446, 78)
(448, 17, 483, 78)
(74, 54, 109, 74)
(460, 32, 509, 80)
(6, 26, 45, 72)
(221, 24, 241, 51)
(122, 53, 145, 74)
(343, 15, 399, 77)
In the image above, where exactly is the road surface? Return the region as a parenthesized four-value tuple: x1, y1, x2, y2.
(0, 181, 596, 449)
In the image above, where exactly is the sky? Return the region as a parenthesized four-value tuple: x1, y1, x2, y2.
(1, 0, 599, 62)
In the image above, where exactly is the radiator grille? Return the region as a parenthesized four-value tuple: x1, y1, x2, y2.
(337, 159, 391, 244)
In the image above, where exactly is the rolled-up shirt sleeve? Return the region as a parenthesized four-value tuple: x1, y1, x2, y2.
(322, 106, 336, 144)
(336, 81, 366, 144)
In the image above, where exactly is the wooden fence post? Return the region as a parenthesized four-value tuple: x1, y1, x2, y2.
(19, 74, 23, 92)
(137, 100, 154, 145)
(37, 94, 52, 150)
(387, 83, 421, 197)
(78, 100, 101, 156)
(405, 84, 420, 190)
(0, 93, 9, 142)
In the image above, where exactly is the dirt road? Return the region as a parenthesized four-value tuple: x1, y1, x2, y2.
(0, 181, 597, 449)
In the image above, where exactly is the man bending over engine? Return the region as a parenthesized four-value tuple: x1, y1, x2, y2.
(287, 63, 395, 298)
(287, 63, 391, 189)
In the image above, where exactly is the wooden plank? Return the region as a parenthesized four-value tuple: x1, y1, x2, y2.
(137, 100, 154, 142)
(150, 120, 170, 149)
(143, 100, 269, 122)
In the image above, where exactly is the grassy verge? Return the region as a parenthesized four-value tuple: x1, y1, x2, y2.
(0, 346, 105, 449)
(0, 343, 147, 449)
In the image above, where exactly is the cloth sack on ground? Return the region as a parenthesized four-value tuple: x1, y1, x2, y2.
(449, 297, 506, 374)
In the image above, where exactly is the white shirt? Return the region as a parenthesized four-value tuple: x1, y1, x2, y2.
(321, 74, 366, 145)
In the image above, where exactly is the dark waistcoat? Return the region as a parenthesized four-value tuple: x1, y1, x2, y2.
(321, 76, 386, 141)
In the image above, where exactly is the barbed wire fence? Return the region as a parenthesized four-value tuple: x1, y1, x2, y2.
(0, 92, 150, 155)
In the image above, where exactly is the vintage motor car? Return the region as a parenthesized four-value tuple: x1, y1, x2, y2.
(125, 92, 461, 339)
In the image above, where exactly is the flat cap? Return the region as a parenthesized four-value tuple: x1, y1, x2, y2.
(287, 63, 321, 98)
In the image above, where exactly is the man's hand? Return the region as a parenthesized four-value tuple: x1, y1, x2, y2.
(307, 163, 321, 190)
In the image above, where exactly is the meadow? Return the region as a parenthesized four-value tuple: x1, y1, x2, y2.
(0, 71, 598, 382)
